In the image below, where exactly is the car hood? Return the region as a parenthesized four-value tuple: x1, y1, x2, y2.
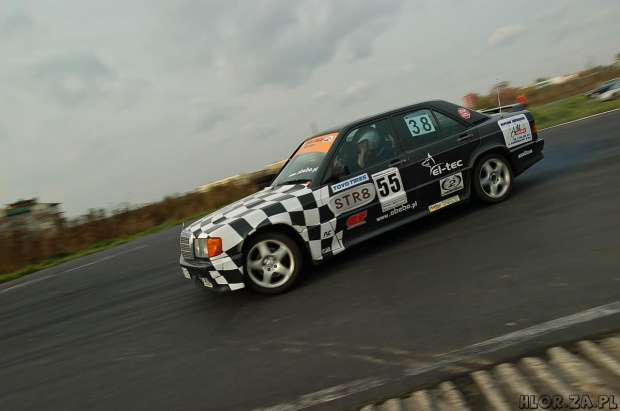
(185, 183, 313, 236)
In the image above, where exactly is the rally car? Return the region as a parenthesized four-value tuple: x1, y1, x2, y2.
(179, 100, 544, 294)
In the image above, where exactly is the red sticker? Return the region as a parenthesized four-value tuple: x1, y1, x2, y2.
(347, 210, 368, 229)
(458, 108, 470, 119)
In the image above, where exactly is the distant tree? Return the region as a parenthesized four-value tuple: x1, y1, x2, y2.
(534, 77, 548, 83)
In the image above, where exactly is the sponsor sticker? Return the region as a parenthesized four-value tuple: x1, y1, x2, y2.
(429, 195, 460, 212)
(518, 149, 533, 159)
(321, 247, 331, 255)
(422, 153, 464, 176)
(440, 172, 464, 196)
(376, 202, 417, 222)
(498, 114, 532, 148)
(371, 168, 407, 212)
(328, 183, 376, 215)
(331, 173, 369, 193)
(458, 107, 471, 119)
(346, 210, 368, 229)
(289, 167, 318, 178)
(295, 132, 338, 156)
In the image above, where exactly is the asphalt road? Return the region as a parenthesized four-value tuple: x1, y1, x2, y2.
(1, 111, 619, 411)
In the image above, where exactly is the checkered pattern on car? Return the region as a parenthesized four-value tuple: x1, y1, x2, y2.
(183, 184, 345, 290)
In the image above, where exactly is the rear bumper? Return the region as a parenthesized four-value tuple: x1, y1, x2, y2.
(511, 138, 544, 177)
(179, 254, 245, 293)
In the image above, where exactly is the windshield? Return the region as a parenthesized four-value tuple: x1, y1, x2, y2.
(272, 132, 338, 186)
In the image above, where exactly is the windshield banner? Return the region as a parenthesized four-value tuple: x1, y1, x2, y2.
(294, 133, 338, 156)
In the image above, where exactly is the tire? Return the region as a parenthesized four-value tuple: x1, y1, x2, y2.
(243, 232, 303, 295)
(473, 154, 514, 204)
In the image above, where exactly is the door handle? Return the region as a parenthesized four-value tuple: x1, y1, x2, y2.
(389, 159, 407, 167)
(457, 133, 474, 142)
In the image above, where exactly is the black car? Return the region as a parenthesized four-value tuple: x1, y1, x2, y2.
(179, 100, 544, 294)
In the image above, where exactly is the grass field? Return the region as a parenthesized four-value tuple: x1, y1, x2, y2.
(530, 94, 620, 129)
(0, 209, 213, 284)
(2, 93, 620, 284)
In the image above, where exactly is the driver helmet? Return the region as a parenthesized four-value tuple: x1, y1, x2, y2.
(357, 127, 382, 151)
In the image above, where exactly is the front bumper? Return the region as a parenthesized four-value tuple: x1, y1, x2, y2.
(179, 254, 245, 293)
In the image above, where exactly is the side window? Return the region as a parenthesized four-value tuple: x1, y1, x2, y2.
(332, 119, 397, 176)
(392, 109, 442, 151)
(433, 110, 468, 136)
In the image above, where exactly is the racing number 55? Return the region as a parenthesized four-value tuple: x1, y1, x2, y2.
(376, 173, 401, 197)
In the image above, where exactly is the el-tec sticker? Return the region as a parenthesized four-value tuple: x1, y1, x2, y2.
(440, 172, 464, 196)
(331, 173, 369, 193)
(429, 195, 460, 212)
(403, 113, 436, 137)
(328, 183, 376, 215)
(371, 167, 408, 212)
(518, 149, 533, 158)
(422, 153, 463, 176)
(295, 132, 338, 156)
(498, 114, 532, 148)
(346, 210, 367, 230)
(458, 107, 471, 119)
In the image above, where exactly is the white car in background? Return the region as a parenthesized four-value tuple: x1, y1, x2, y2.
(598, 81, 620, 102)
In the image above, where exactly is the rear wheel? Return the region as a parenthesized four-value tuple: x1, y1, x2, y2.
(474, 154, 513, 204)
(244, 232, 303, 294)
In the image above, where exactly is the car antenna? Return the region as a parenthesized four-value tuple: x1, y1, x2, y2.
(496, 78, 502, 115)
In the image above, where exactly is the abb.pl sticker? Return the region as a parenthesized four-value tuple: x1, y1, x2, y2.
(458, 108, 470, 119)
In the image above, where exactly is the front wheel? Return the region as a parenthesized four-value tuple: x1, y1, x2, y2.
(244, 232, 303, 294)
(473, 154, 513, 204)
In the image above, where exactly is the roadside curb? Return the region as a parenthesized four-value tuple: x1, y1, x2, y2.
(358, 333, 620, 410)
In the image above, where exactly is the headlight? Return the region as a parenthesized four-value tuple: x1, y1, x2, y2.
(194, 237, 223, 258)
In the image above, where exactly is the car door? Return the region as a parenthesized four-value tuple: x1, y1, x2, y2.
(390, 107, 480, 210)
(322, 118, 419, 244)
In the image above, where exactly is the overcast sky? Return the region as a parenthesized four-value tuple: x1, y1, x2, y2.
(1, 0, 618, 217)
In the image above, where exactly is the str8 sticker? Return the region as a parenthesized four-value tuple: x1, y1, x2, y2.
(328, 183, 376, 215)
(440, 172, 464, 196)
(371, 167, 407, 212)
(498, 114, 532, 148)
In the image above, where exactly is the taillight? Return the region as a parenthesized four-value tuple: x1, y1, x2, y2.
(531, 122, 537, 134)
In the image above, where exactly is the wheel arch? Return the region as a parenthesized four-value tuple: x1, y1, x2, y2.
(470, 145, 516, 173)
(239, 223, 311, 263)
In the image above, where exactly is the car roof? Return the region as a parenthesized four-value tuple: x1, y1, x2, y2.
(303, 99, 482, 143)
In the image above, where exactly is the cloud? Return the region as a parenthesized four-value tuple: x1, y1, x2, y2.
(312, 90, 328, 100)
(31, 52, 115, 106)
(194, 104, 238, 134)
(487, 25, 524, 45)
(241, 123, 279, 140)
(337, 81, 372, 105)
(157, 0, 405, 89)
(0, 11, 33, 39)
